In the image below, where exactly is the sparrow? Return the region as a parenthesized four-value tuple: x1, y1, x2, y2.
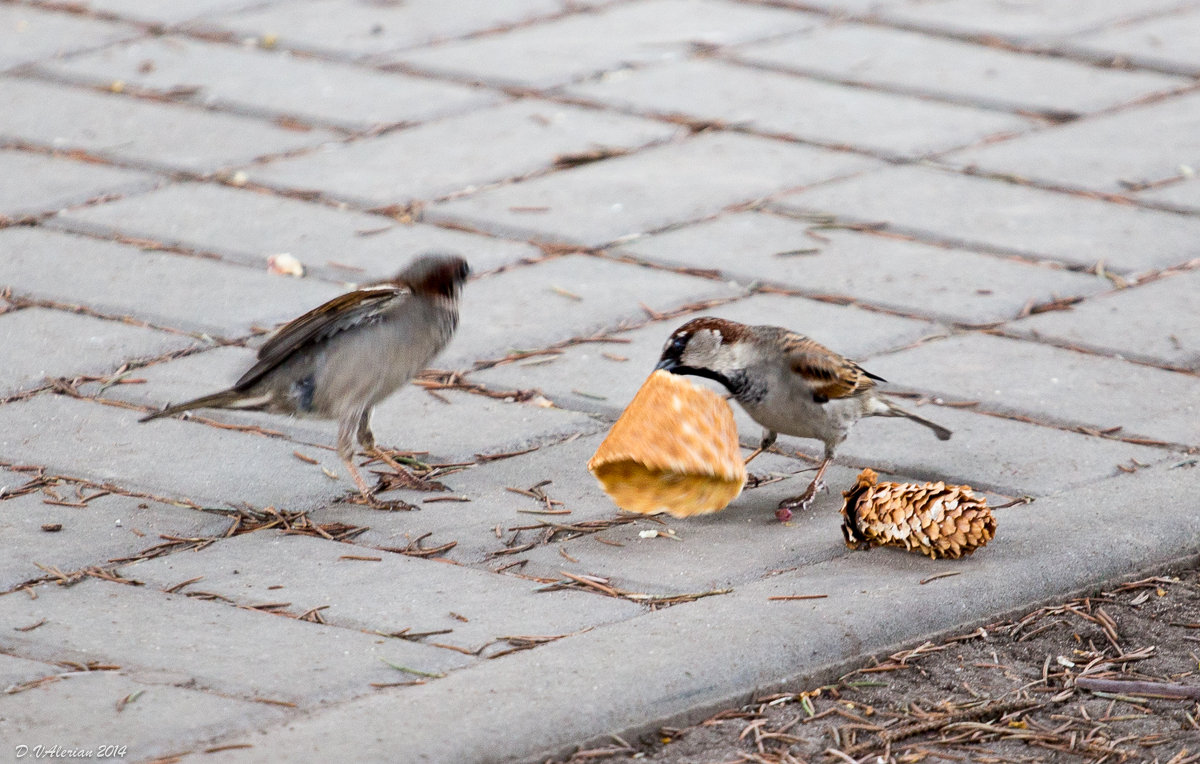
(141, 253, 470, 503)
(655, 317, 951, 521)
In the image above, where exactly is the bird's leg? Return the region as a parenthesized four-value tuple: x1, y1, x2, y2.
(355, 410, 445, 492)
(337, 420, 389, 507)
(775, 456, 833, 523)
(342, 454, 381, 504)
(744, 430, 778, 466)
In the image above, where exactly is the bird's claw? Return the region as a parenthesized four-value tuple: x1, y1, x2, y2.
(775, 480, 825, 522)
(367, 449, 446, 492)
(348, 491, 416, 511)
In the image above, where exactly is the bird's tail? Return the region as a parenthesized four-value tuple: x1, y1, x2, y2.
(879, 399, 952, 441)
(138, 389, 249, 423)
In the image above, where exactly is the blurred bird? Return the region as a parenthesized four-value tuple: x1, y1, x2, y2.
(141, 253, 469, 503)
(655, 317, 951, 521)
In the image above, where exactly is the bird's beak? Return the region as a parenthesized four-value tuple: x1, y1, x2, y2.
(654, 357, 678, 372)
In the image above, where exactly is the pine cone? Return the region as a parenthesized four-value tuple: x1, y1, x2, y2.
(588, 370, 746, 518)
(841, 469, 995, 559)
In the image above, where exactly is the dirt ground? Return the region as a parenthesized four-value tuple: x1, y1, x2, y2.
(552, 564, 1200, 764)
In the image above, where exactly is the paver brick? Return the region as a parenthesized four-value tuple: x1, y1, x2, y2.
(0, 485, 233, 590)
(0, 148, 157, 218)
(840, 405, 1173, 497)
(0, 78, 335, 174)
(203, 0, 610, 59)
(568, 58, 1030, 158)
(776, 0, 907, 11)
(1064, 6, 1200, 76)
(1007, 270, 1200, 371)
(862, 332, 1200, 446)
(47, 0, 262, 26)
(41, 35, 498, 131)
(879, 0, 1189, 41)
(54, 181, 540, 282)
(0, 395, 348, 510)
(0, 670, 291, 761)
(0, 653, 57, 690)
(0, 578, 469, 705)
(0, 226, 344, 338)
(249, 98, 681, 206)
(0, 308, 194, 397)
(436, 254, 743, 367)
(429, 131, 876, 247)
(392, 0, 820, 88)
(0, 4, 139, 71)
(120, 532, 643, 653)
(732, 22, 1187, 116)
(475, 292, 936, 416)
(948, 90, 1200, 193)
(773, 164, 1200, 274)
(619, 211, 1109, 325)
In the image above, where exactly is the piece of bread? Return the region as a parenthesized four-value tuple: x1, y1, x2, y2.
(588, 370, 746, 517)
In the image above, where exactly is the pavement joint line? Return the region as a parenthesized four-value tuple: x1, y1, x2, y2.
(234, 116, 690, 211)
(735, 208, 1112, 276)
(0, 88, 339, 177)
(178, 0, 640, 63)
(546, 87, 1026, 165)
(987, 326, 1200, 378)
(916, 403, 1194, 456)
(25, 63, 370, 136)
(763, 200, 1188, 277)
(18, 0, 177, 31)
(943, 165, 1200, 219)
(938, 158, 1200, 218)
(0, 460, 206, 516)
(35, 205, 592, 295)
(0, 137, 192, 184)
(0, 39, 144, 78)
(606, 253, 979, 327)
(0, 137, 184, 183)
(1054, 40, 1200, 79)
(1, 286, 230, 343)
(863, 155, 1200, 220)
(609, 242, 1142, 338)
(716, 47, 1199, 123)
(743, 0, 1200, 75)
(465, 292, 752, 372)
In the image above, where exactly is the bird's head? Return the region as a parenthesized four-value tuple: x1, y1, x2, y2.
(654, 317, 750, 393)
(396, 253, 470, 299)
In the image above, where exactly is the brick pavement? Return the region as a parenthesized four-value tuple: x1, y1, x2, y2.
(0, 0, 1197, 762)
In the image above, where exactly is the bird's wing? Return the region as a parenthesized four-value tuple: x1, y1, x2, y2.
(781, 332, 884, 401)
(234, 285, 409, 389)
